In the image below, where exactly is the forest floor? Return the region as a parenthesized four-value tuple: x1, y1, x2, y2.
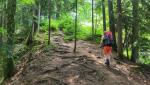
(4, 32, 150, 85)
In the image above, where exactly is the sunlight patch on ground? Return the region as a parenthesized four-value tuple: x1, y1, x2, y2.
(64, 75, 79, 85)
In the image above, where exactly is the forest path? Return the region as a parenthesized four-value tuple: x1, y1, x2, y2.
(5, 32, 149, 85)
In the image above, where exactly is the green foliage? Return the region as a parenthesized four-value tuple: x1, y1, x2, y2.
(59, 14, 74, 41)
(121, 0, 150, 64)
(138, 1, 150, 64)
(139, 55, 150, 64)
(0, 44, 15, 81)
(15, 26, 31, 44)
(13, 44, 29, 61)
(40, 19, 59, 32)
(19, 0, 35, 5)
(78, 1, 91, 21)
(59, 14, 74, 31)
(138, 36, 150, 64)
(51, 19, 59, 31)
(0, 27, 7, 35)
(123, 49, 132, 59)
(77, 26, 91, 40)
(58, 13, 103, 42)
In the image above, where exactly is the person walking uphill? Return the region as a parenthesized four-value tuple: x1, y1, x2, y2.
(100, 31, 113, 66)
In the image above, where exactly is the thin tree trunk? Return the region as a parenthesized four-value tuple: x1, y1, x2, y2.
(108, 0, 117, 51)
(37, 1, 41, 32)
(33, 7, 38, 34)
(48, 0, 51, 45)
(74, 0, 78, 52)
(54, 0, 57, 19)
(126, 46, 129, 58)
(0, 0, 6, 45)
(102, 0, 106, 32)
(20, 8, 23, 26)
(124, 24, 129, 58)
(0, 10, 2, 44)
(26, 7, 35, 46)
(92, 0, 94, 40)
(0, 12, 2, 27)
(95, 14, 97, 35)
(0, 33, 2, 46)
(117, 0, 123, 57)
(55, 0, 60, 18)
(131, 0, 139, 63)
(3, 0, 7, 28)
(2, 9, 5, 27)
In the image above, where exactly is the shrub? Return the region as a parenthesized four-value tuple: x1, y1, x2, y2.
(58, 14, 75, 41)
(40, 19, 59, 32)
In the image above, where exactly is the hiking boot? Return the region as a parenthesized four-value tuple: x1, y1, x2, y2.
(105, 59, 110, 66)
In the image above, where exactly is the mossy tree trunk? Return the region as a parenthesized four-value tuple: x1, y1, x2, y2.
(4, 0, 16, 78)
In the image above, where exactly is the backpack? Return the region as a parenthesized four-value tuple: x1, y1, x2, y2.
(102, 31, 113, 46)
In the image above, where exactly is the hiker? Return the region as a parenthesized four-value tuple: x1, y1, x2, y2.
(100, 31, 113, 66)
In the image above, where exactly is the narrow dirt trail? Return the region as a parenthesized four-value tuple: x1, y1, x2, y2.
(5, 32, 149, 85)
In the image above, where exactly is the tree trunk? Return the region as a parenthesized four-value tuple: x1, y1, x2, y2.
(4, 0, 16, 78)
(131, 0, 139, 63)
(102, 0, 106, 32)
(26, 6, 37, 46)
(1, 9, 4, 28)
(33, 7, 38, 34)
(48, 0, 51, 45)
(0, 12, 2, 27)
(92, 0, 94, 40)
(37, 1, 41, 32)
(74, 0, 78, 52)
(0, 34, 2, 46)
(0, 0, 7, 46)
(0, 13, 2, 44)
(54, 0, 59, 19)
(108, 0, 117, 51)
(2, 0, 7, 28)
(124, 24, 129, 58)
(95, 14, 98, 35)
(0, 6, 2, 44)
(117, 0, 123, 57)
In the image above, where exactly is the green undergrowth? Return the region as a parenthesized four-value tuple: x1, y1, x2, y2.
(42, 44, 56, 53)
(123, 49, 150, 65)
(39, 14, 104, 44)
(40, 19, 59, 32)
(63, 25, 103, 43)
(0, 35, 48, 84)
